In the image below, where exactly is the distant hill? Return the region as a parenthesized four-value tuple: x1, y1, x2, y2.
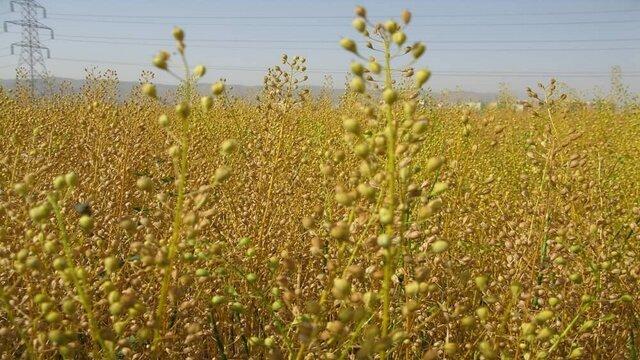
(0, 77, 499, 104)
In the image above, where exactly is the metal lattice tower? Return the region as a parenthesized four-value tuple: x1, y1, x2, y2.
(4, 0, 53, 95)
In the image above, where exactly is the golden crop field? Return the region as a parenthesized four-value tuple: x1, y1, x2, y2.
(1, 6, 640, 360)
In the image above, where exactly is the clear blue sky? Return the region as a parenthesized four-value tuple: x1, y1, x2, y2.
(1, 0, 639, 95)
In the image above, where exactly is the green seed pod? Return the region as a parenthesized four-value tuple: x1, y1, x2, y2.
(113, 321, 126, 335)
(476, 306, 489, 321)
(78, 215, 94, 232)
(211, 295, 225, 306)
(460, 315, 475, 328)
(579, 320, 595, 332)
(220, 139, 238, 154)
(477, 341, 496, 359)
(264, 336, 275, 348)
(271, 301, 283, 311)
(212, 81, 225, 96)
(415, 69, 431, 88)
(412, 42, 426, 59)
(521, 322, 536, 335)
(354, 142, 370, 158)
(29, 205, 50, 223)
(175, 102, 190, 119)
(193, 64, 206, 78)
(136, 176, 153, 192)
(569, 273, 583, 284)
(340, 38, 357, 53)
(201, 96, 213, 111)
(332, 278, 351, 299)
(405, 281, 420, 296)
(109, 302, 124, 315)
(443, 342, 458, 355)
(195, 268, 210, 277)
(620, 294, 633, 302)
(535, 309, 554, 323)
(330, 222, 349, 240)
(172, 26, 185, 41)
(13, 182, 28, 196)
(231, 302, 245, 313)
(350, 76, 365, 94)
(246, 273, 257, 283)
(384, 20, 399, 33)
(426, 157, 444, 172)
(214, 166, 231, 183)
(62, 299, 76, 314)
(369, 61, 381, 74)
(379, 207, 393, 225)
(53, 175, 66, 190)
(153, 55, 167, 70)
(53, 257, 68, 271)
(142, 83, 157, 98)
(392, 31, 407, 46)
(412, 120, 428, 135)
(475, 275, 489, 291)
(430, 240, 449, 254)
(430, 182, 448, 196)
(64, 172, 78, 187)
(343, 117, 361, 134)
(569, 347, 584, 359)
(350, 62, 365, 76)
(352, 18, 366, 33)
(403, 101, 416, 117)
(383, 88, 398, 104)
(34, 293, 48, 304)
(548, 297, 560, 307)
(356, 183, 375, 200)
(536, 327, 553, 340)
(377, 233, 391, 248)
(158, 114, 170, 127)
(45, 311, 61, 323)
(48, 329, 66, 345)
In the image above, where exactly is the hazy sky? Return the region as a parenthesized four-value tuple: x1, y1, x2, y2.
(1, 0, 639, 95)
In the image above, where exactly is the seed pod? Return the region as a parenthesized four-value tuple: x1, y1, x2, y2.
(201, 96, 213, 111)
(379, 208, 393, 225)
(476, 307, 489, 321)
(355, 5, 366, 18)
(53, 175, 66, 190)
(343, 117, 361, 134)
(350, 76, 365, 93)
(142, 83, 157, 99)
(412, 42, 426, 59)
(64, 172, 78, 187)
(136, 177, 153, 192)
(332, 278, 351, 299)
(383, 88, 398, 104)
(535, 310, 554, 323)
(214, 166, 231, 183)
(443, 342, 458, 355)
(212, 81, 225, 96)
(402, 9, 412, 24)
(220, 139, 237, 154)
(377, 233, 391, 248)
(474, 276, 488, 291)
(477, 341, 496, 359)
(426, 157, 444, 172)
(430, 240, 449, 253)
(352, 18, 366, 33)
(78, 215, 94, 232)
(193, 65, 206, 78)
(340, 38, 357, 53)
(175, 102, 190, 119)
(350, 62, 365, 76)
(415, 69, 431, 88)
(369, 61, 381, 74)
(430, 182, 448, 196)
(152, 56, 168, 70)
(157, 114, 170, 127)
(384, 20, 399, 33)
(392, 31, 407, 46)
(172, 26, 185, 41)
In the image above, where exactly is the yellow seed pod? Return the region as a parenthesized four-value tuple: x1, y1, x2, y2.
(426, 157, 444, 172)
(340, 38, 357, 53)
(392, 31, 407, 46)
(193, 65, 206, 78)
(384, 20, 399, 33)
(175, 102, 190, 119)
(476, 306, 489, 321)
(412, 42, 426, 59)
(475, 275, 489, 291)
(534, 309, 554, 323)
(350, 76, 365, 93)
(64, 172, 78, 187)
(211, 81, 225, 96)
(430, 240, 449, 253)
(158, 114, 169, 127)
(136, 176, 153, 191)
(415, 69, 431, 88)
(352, 18, 366, 33)
(153, 56, 167, 70)
(172, 26, 185, 42)
(201, 96, 213, 111)
(142, 83, 157, 98)
(332, 278, 351, 299)
(355, 5, 366, 18)
(443, 342, 458, 355)
(369, 61, 381, 74)
(350, 62, 365, 76)
(383, 88, 398, 104)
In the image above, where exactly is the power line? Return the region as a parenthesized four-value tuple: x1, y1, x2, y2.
(50, 34, 640, 45)
(45, 17, 640, 27)
(47, 8, 640, 19)
(47, 38, 640, 52)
